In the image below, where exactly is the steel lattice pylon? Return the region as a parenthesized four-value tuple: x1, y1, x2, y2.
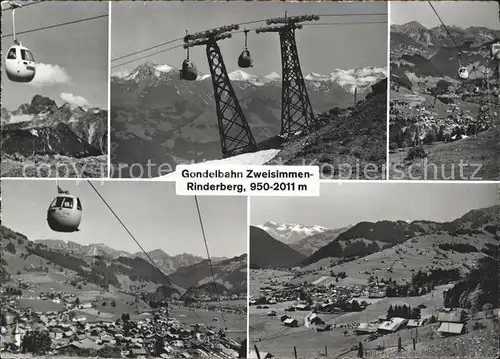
(205, 38, 257, 158)
(279, 28, 316, 136)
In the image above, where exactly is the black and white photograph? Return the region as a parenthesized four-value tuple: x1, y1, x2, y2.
(249, 183, 499, 358)
(110, 1, 388, 180)
(389, 1, 500, 181)
(0, 180, 248, 358)
(1, 1, 109, 178)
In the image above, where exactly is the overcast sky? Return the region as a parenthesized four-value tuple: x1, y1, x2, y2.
(111, 1, 387, 77)
(1, 1, 108, 111)
(391, 1, 500, 30)
(2, 180, 247, 258)
(251, 183, 498, 228)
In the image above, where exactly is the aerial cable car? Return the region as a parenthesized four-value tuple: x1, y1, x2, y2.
(457, 53, 469, 80)
(180, 30, 198, 81)
(491, 42, 500, 60)
(46, 182, 82, 233)
(238, 29, 253, 69)
(4, 1, 36, 83)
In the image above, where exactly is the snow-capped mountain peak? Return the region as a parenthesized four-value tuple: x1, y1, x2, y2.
(257, 221, 329, 245)
(264, 72, 281, 81)
(123, 62, 177, 82)
(228, 69, 254, 81)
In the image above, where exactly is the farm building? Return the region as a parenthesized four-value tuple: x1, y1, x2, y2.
(284, 318, 299, 327)
(355, 323, 379, 335)
(407, 319, 426, 327)
(437, 322, 464, 336)
(377, 317, 407, 334)
(280, 314, 290, 322)
(437, 309, 465, 336)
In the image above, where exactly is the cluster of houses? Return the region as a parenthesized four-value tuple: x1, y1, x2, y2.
(390, 98, 493, 146)
(0, 298, 242, 358)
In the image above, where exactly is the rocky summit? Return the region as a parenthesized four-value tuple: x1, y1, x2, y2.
(1, 95, 108, 177)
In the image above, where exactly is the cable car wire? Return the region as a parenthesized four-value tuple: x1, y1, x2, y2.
(427, 1, 460, 49)
(111, 44, 184, 69)
(110, 13, 387, 63)
(112, 36, 185, 63)
(193, 195, 228, 330)
(85, 180, 172, 285)
(1, 13, 108, 39)
(111, 19, 387, 69)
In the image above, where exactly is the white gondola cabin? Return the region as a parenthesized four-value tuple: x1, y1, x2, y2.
(458, 67, 469, 80)
(47, 194, 82, 232)
(5, 43, 36, 83)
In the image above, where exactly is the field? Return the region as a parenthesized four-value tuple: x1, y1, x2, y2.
(170, 304, 247, 342)
(249, 282, 469, 359)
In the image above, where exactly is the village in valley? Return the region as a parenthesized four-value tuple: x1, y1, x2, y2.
(0, 180, 248, 359)
(249, 183, 499, 359)
(388, 1, 500, 180)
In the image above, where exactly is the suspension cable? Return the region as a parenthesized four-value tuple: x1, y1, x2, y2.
(1, 13, 108, 39)
(86, 180, 171, 285)
(110, 20, 386, 69)
(193, 195, 228, 331)
(427, 1, 460, 50)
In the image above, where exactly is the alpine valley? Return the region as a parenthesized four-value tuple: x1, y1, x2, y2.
(110, 62, 386, 177)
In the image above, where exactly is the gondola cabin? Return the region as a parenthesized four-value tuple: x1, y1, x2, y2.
(238, 50, 253, 68)
(47, 195, 82, 232)
(180, 59, 197, 81)
(492, 43, 500, 60)
(458, 67, 469, 80)
(5, 44, 35, 83)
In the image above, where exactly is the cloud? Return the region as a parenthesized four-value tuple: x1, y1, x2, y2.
(29, 63, 71, 87)
(60, 93, 89, 107)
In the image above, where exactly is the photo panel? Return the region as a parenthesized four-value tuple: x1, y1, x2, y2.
(249, 182, 499, 358)
(110, 0, 388, 180)
(1, 1, 109, 178)
(389, 1, 500, 181)
(0, 179, 248, 358)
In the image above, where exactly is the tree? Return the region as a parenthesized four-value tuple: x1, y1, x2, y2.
(6, 242, 16, 254)
(154, 337, 165, 357)
(387, 305, 394, 319)
(21, 330, 52, 354)
(111, 300, 116, 308)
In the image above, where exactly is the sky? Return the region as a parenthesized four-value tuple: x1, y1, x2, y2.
(251, 183, 499, 228)
(391, 1, 500, 30)
(111, 1, 387, 77)
(1, 180, 247, 258)
(1, 1, 109, 111)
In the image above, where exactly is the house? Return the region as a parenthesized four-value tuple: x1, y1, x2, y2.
(280, 314, 290, 322)
(377, 317, 407, 333)
(407, 319, 426, 327)
(283, 318, 299, 328)
(437, 322, 464, 336)
(355, 323, 378, 335)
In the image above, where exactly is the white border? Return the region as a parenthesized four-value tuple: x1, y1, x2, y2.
(386, 0, 391, 181)
(107, 0, 112, 178)
(246, 195, 251, 359)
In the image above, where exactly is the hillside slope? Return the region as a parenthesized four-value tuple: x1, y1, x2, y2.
(168, 254, 247, 294)
(249, 226, 305, 269)
(268, 78, 387, 180)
